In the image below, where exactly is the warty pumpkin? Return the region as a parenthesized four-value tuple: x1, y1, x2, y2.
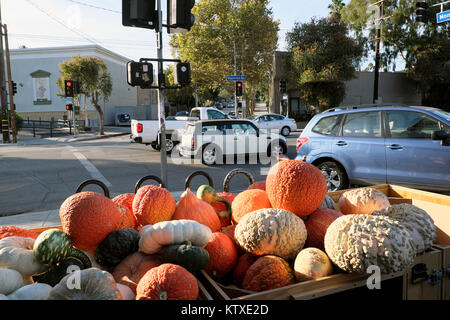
(231, 189, 272, 224)
(232, 252, 258, 287)
(247, 181, 266, 191)
(266, 160, 327, 217)
(204, 232, 238, 279)
(132, 185, 176, 226)
(304, 208, 343, 250)
(95, 228, 140, 267)
(0, 226, 39, 241)
(337, 187, 390, 215)
(136, 263, 198, 300)
(112, 193, 138, 229)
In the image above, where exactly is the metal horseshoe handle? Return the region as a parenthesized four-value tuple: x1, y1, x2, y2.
(135, 175, 166, 193)
(223, 168, 255, 193)
(76, 179, 110, 198)
(185, 171, 214, 190)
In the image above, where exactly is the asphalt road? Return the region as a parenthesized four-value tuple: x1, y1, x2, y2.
(0, 132, 301, 216)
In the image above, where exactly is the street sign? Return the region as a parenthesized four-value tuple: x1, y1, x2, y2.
(437, 10, 450, 23)
(226, 75, 246, 82)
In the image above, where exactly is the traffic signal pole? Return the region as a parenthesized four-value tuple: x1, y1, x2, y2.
(0, 1, 10, 143)
(3, 24, 17, 143)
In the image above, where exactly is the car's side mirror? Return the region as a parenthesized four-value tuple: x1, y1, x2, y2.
(432, 130, 450, 146)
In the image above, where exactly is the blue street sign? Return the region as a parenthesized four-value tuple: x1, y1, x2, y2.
(226, 75, 246, 81)
(437, 10, 450, 23)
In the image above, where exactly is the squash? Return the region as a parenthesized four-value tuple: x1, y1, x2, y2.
(204, 232, 238, 279)
(324, 214, 416, 273)
(0, 225, 39, 240)
(337, 187, 390, 215)
(0, 294, 7, 300)
(293, 247, 334, 281)
(212, 192, 236, 223)
(8, 283, 52, 300)
(70, 248, 92, 269)
(247, 181, 266, 191)
(112, 193, 138, 229)
(48, 268, 123, 300)
(59, 191, 124, 253)
(32, 257, 85, 287)
(95, 228, 140, 267)
(372, 203, 436, 255)
(160, 241, 210, 273)
(235, 208, 307, 260)
(33, 228, 74, 265)
(139, 219, 212, 255)
(112, 251, 162, 294)
(241, 255, 295, 292)
(172, 188, 221, 232)
(231, 189, 272, 224)
(266, 159, 327, 217)
(136, 263, 198, 300)
(132, 185, 176, 226)
(319, 194, 336, 210)
(0, 236, 48, 277)
(116, 283, 136, 300)
(196, 185, 232, 227)
(304, 208, 343, 250)
(0, 268, 24, 295)
(232, 252, 258, 287)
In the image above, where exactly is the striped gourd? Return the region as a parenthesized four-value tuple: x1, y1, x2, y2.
(33, 229, 73, 265)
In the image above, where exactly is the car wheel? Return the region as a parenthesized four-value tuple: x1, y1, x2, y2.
(281, 126, 291, 137)
(317, 161, 348, 192)
(202, 144, 218, 165)
(165, 139, 175, 153)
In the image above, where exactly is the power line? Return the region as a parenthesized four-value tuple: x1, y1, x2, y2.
(65, 0, 121, 14)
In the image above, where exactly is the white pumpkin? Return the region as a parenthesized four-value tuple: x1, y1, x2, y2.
(8, 283, 52, 300)
(116, 283, 135, 300)
(294, 247, 334, 281)
(0, 268, 24, 295)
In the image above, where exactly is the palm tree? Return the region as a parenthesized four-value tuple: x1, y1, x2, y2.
(328, 0, 345, 20)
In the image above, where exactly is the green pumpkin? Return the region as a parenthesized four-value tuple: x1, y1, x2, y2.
(70, 248, 92, 269)
(95, 228, 139, 267)
(33, 229, 73, 265)
(32, 257, 85, 287)
(160, 241, 210, 273)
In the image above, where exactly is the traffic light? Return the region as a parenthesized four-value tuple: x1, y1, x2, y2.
(122, 0, 157, 29)
(11, 81, 17, 95)
(168, 0, 195, 33)
(280, 79, 287, 94)
(65, 103, 73, 111)
(415, 1, 428, 25)
(127, 61, 154, 88)
(64, 80, 74, 97)
(73, 81, 80, 95)
(236, 81, 243, 97)
(174, 62, 191, 86)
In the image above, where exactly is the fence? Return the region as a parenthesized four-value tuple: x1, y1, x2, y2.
(23, 119, 87, 137)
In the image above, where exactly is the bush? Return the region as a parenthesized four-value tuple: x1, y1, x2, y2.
(0, 111, 23, 133)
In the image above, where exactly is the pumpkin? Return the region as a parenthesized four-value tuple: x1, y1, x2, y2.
(32, 257, 86, 287)
(319, 194, 336, 210)
(0, 236, 48, 277)
(59, 191, 124, 253)
(232, 252, 258, 287)
(112, 193, 138, 229)
(212, 192, 236, 220)
(95, 228, 140, 267)
(241, 255, 295, 292)
(235, 208, 307, 260)
(48, 268, 123, 300)
(337, 187, 390, 215)
(8, 283, 52, 300)
(112, 251, 161, 294)
(0, 294, 7, 300)
(204, 232, 238, 279)
(247, 181, 266, 191)
(172, 189, 221, 232)
(293, 247, 334, 282)
(324, 214, 416, 274)
(139, 219, 212, 254)
(304, 208, 343, 250)
(0, 226, 39, 240)
(116, 205, 137, 230)
(132, 185, 176, 226)
(33, 228, 74, 265)
(70, 248, 92, 269)
(160, 241, 210, 273)
(221, 224, 244, 256)
(116, 283, 136, 300)
(266, 159, 327, 217)
(0, 268, 24, 295)
(231, 189, 272, 224)
(372, 203, 436, 255)
(196, 185, 232, 227)
(136, 263, 198, 300)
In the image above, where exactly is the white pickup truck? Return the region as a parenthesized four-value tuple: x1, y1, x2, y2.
(130, 107, 229, 152)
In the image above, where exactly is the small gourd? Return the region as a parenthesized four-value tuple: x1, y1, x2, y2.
(196, 185, 232, 227)
(95, 228, 140, 267)
(0, 268, 24, 295)
(33, 228, 74, 265)
(32, 257, 85, 287)
(8, 283, 52, 300)
(160, 241, 210, 273)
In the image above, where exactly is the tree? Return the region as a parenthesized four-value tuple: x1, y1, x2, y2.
(169, 0, 279, 116)
(286, 17, 364, 112)
(328, 0, 345, 20)
(57, 55, 112, 135)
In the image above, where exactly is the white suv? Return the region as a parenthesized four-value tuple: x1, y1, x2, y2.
(179, 119, 288, 165)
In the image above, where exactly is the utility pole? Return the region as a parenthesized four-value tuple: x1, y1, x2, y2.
(0, 1, 10, 143)
(373, 26, 381, 104)
(233, 39, 237, 118)
(3, 24, 17, 143)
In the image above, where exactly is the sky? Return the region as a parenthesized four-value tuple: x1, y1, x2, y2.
(0, 0, 351, 61)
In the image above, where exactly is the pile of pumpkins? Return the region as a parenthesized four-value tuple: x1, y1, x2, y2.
(0, 159, 437, 300)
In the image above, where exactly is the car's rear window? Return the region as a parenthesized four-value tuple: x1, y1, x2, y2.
(312, 115, 341, 136)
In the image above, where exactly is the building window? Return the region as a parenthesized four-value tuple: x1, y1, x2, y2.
(30, 70, 52, 105)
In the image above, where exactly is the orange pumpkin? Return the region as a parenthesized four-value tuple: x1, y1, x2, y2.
(232, 252, 259, 287)
(112, 251, 162, 294)
(231, 189, 272, 224)
(172, 189, 221, 232)
(136, 263, 198, 300)
(241, 255, 295, 292)
(247, 181, 266, 191)
(0, 225, 39, 241)
(112, 193, 138, 229)
(59, 191, 123, 253)
(304, 208, 343, 250)
(266, 160, 327, 217)
(132, 185, 176, 226)
(204, 232, 238, 279)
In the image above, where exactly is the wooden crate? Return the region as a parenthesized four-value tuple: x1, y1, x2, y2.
(200, 184, 450, 300)
(432, 244, 450, 300)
